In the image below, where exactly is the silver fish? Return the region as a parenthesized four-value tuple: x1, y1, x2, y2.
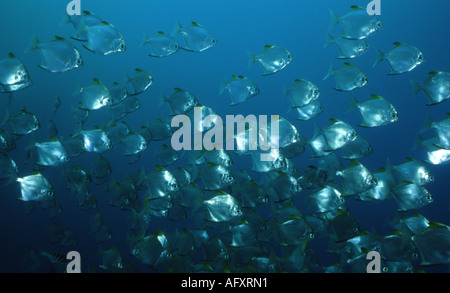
(27, 35, 83, 73)
(249, 45, 293, 75)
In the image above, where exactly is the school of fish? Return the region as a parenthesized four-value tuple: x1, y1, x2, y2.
(2, 5, 450, 273)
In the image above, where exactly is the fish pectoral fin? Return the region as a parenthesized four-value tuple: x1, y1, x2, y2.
(82, 45, 95, 54)
(38, 65, 50, 72)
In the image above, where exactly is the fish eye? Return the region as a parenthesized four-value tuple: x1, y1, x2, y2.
(309, 233, 315, 239)
(382, 267, 389, 273)
(352, 227, 359, 233)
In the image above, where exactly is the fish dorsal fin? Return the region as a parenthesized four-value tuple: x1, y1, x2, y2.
(264, 45, 274, 51)
(428, 71, 439, 77)
(155, 165, 166, 171)
(154, 230, 164, 237)
(49, 137, 59, 142)
(93, 78, 101, 85)
(82, 11, 93, 16)
(335, 208, 347, 217)
(174, 88, 184, 92)
(393, 42, 404, 47)
(405, 157, 415, 162)
(157, 31, 166, 35)
(290, 214, 301, 220)
(53, 36, 65, 41)
(312, 124, 322, 138)
(191, 21, 201, 27)
(360, 247, 370, 254)
(343, 62, 353, 67)
(8, 53, 15, 59)
(134, 68, 143, 73)
(329, 117, 339, 124)
(411, 212, 424, 218)
(428, 221, 447, 228)
(237, 75, 245, 79)
(294, 79, 304, 83)
(392, 229, 403, 236)
(240, 218, 249, 225)
(400, 180, 414, 186)
(349, 159, 361, 167)
(214, 190, 228, 196)
(350, 5, 364, 10)
(248, 179, 257, 185)
(370, 94, 383, 100)
(231, 75, 238, 81)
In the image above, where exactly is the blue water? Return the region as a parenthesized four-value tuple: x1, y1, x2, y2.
(0, 0, 449, 273)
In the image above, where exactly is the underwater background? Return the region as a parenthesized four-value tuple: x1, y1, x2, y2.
(0, 0, 449, 273)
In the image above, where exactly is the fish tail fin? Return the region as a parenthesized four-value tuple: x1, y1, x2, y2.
(6, 170, 18, 186)
(72, 81, 83, 96)
(411, 80, 421, 96)
(25, 133, 37, 152)
(76, 18, 88, 35)
(172, 20, 183, 36)
(1, 109, 11, 126)
(25, 34, 40, 53)
(248, 51, 257, 68)
(59, 12, 72, 29)
(413, 134, 424, 151)
(328, 9, 340, 30)
(158, 94, 166, 109)
(347, 95, 359, 113)
(310, 124, 322, 144)
(40, 250, 50, 259)
(324, 34, 334, 48)
(385, 157, 394, 174)
(25, 134, 37, 163)
(140, 33, 150, 48)
(281, 86, 289, 99)
(421, 113, 434, 133)
(323, 63, 335, 80)
(373, 49, 384, 68)
(219, 80, 227, 95)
